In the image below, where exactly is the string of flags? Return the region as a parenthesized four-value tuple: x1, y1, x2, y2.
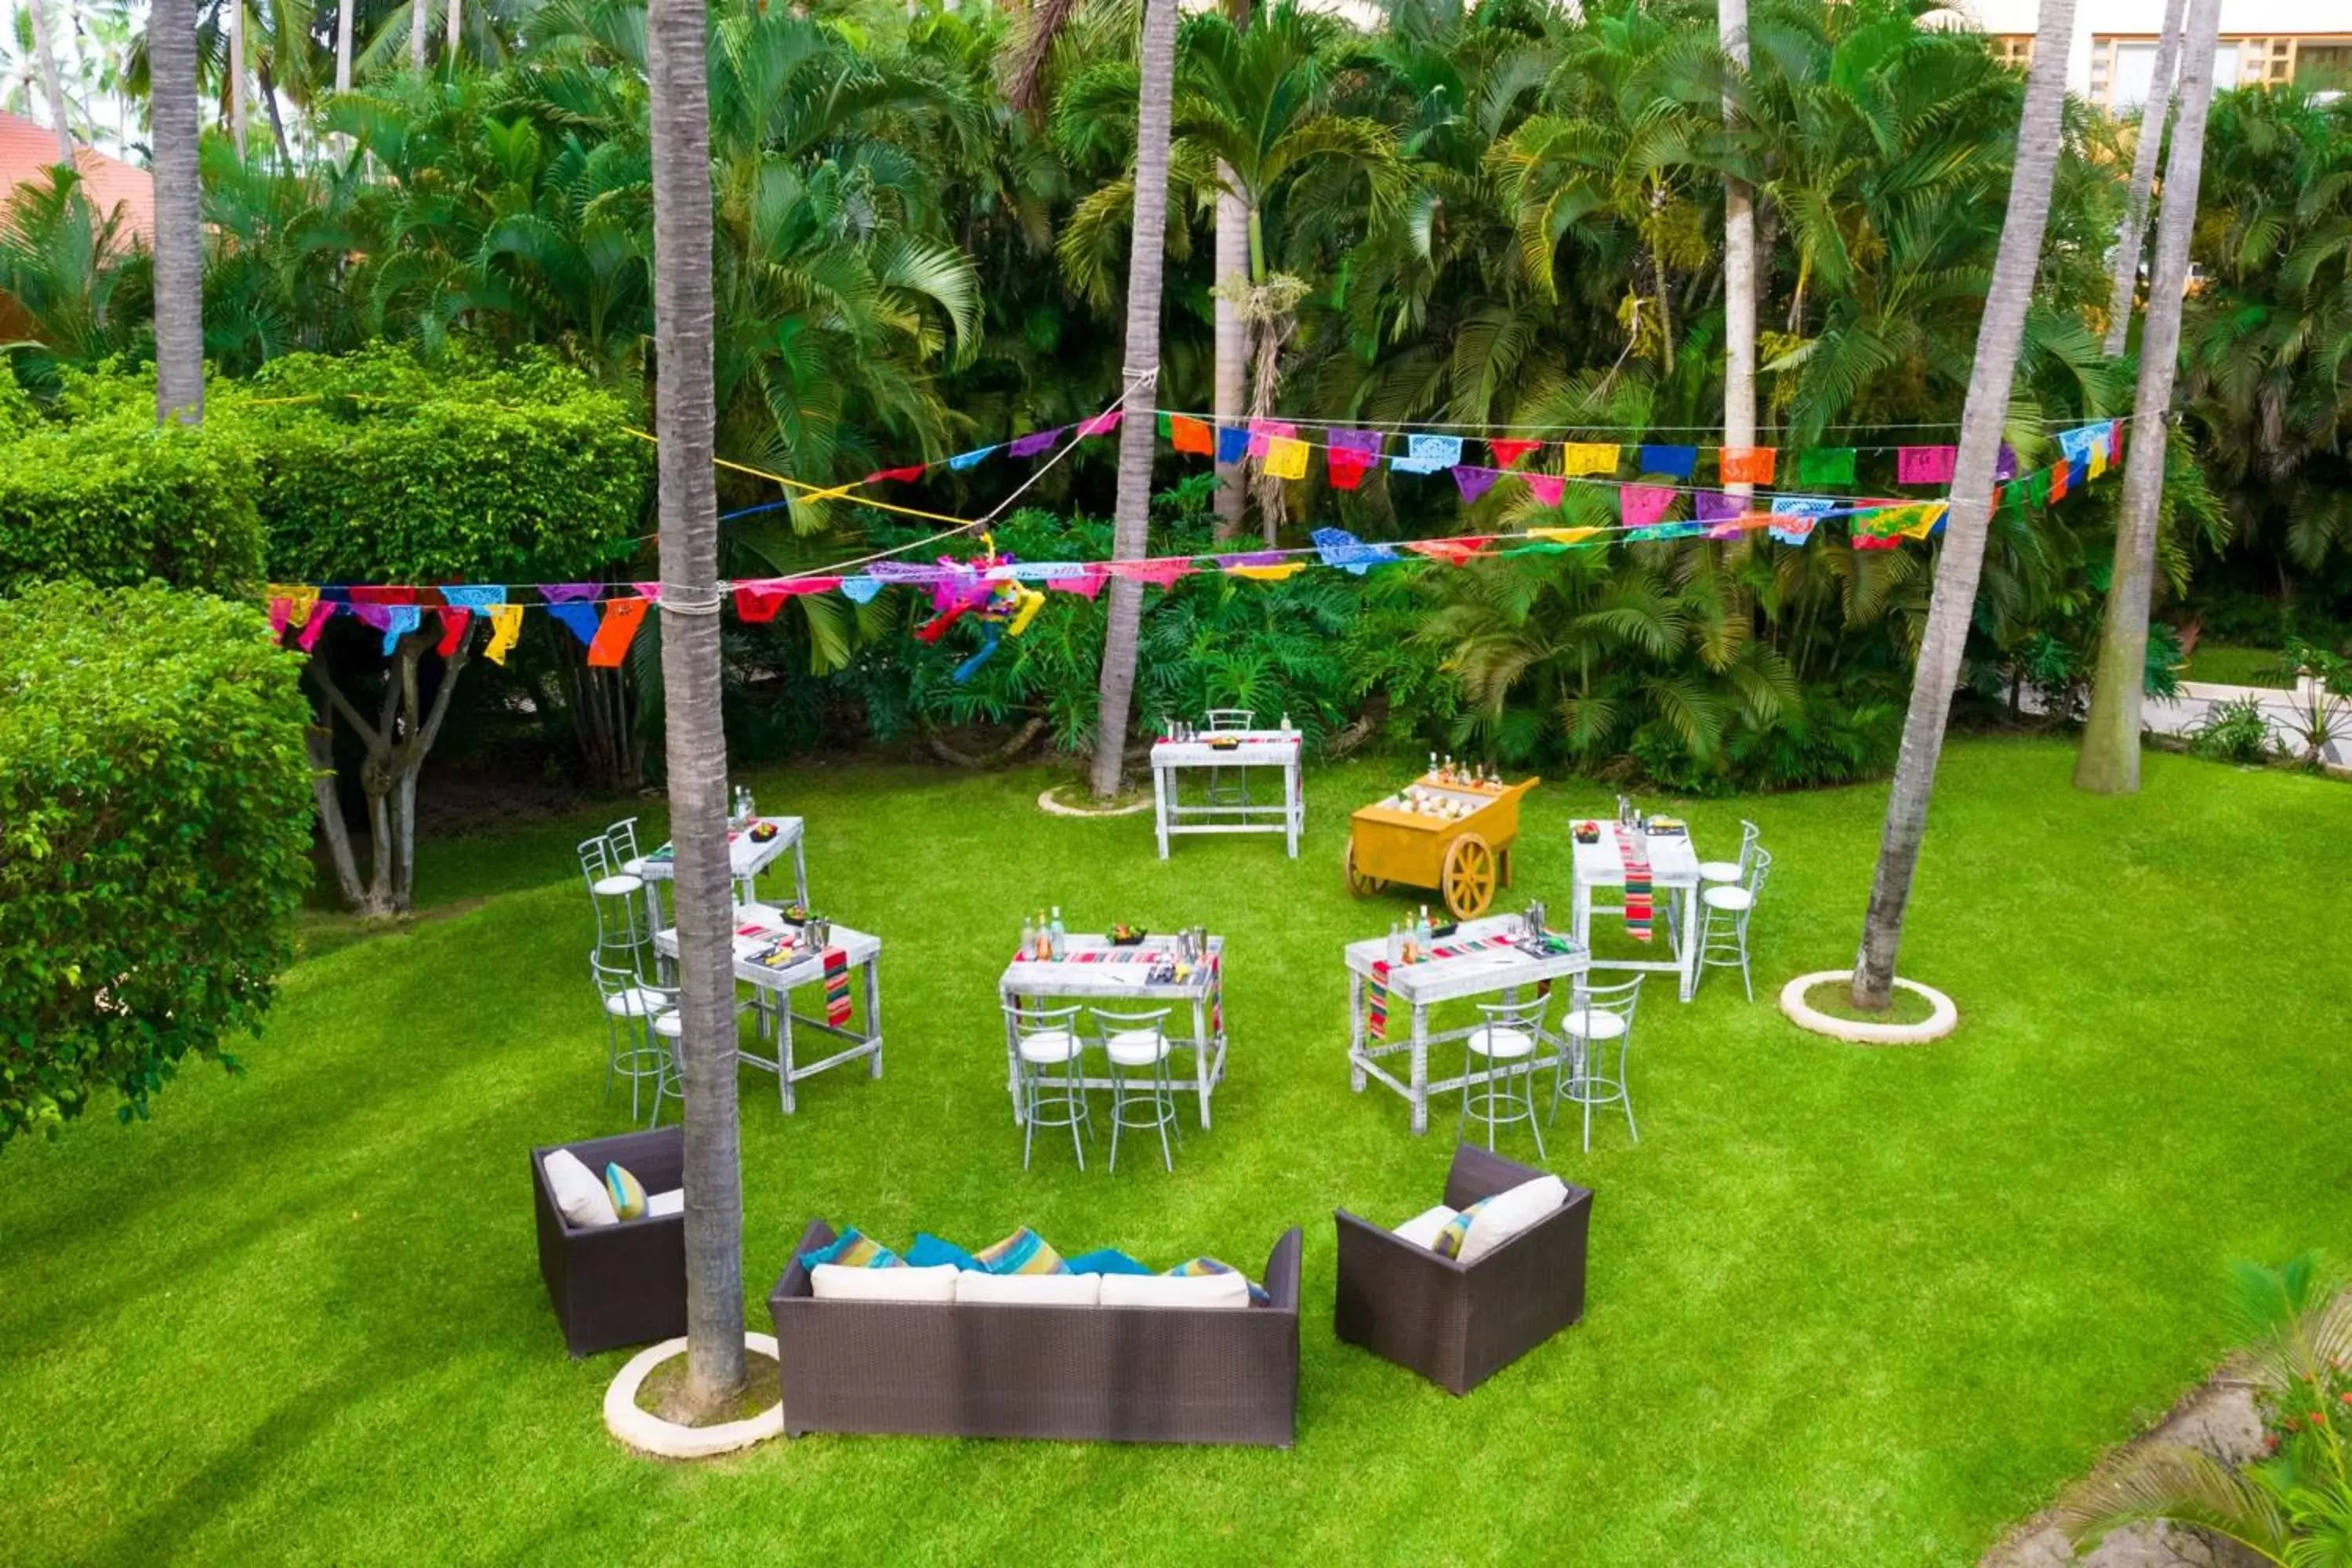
(264, 416, 2125, 677)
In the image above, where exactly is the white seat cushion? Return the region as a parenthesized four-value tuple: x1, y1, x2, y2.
(1563, 1007, 1628, 1041)
(1456, 1174, 1570, 1265)
(603, 986, 667, 1018)
(650, 1010, 684, 1038)
(592, 873, 644, 897)
(1697, 859, 1743, 882)
(810, 1263, 959, 1303)
(542, 1148, 619, 1229)
(1392, 1204, 1457, 1250)
(619, 857, 648, 877)
(1104, 1029, 1168, 1067)
(645, 1188, 684, 1218)
(1098, 1272, 1251, 1310)
(1703, 885, 1755, 911)
(1468, 1025, 1537, 1060)
(1016, 1029, 1081, 1065)
(953, 1272, 1102, 1307)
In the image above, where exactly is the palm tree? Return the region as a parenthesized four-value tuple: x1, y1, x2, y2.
(151, 0, 205, 426)
(1212, 0, 1250, 539)
(1089, 0, 1180, 801)
(27, 0, 75, 161)
(412, 0, 429, 72)
(2074, 0, 2223, 794)
(1848, 0, 2078, 1013)
(1720, 0, 1755, 501)
(2101, 0, 2186, 357)
(646, 0, 746, 1413)
(337, 0, 353, 94)
(227, 0, 248, 159)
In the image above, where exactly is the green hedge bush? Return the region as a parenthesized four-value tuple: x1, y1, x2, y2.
(0, 582, 313, 1145)
(0, 410, 265, 596)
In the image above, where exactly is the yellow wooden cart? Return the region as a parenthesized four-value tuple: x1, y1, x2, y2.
(1345, 775, 1541, 920)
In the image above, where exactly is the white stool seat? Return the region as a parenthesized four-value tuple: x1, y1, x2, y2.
(1702, 885, 1755, 912)
(1105, 1029, 1168, 1067)
(651, 1010, 685, 1038)
(1563, 1008, 1629, 1041)
(604, 985, 667, 1018)
(1468, 1025, 1538, 1060)
(1697, 859, 1743, 883)
(593, 873, 645, 897)
(619, 857, 648, 876)
(1017, 1029, 1081, 1065)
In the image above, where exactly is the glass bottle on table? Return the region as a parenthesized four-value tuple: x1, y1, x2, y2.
(1049, 906, 1066, 961)
(1019, 912, 1036, 961)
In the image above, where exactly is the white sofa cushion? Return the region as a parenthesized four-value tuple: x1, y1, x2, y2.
(1455, 1174, 1570, 1265)
(645, 1188, 684, 1218)
(542, 1148, 619, 1229)
(1098, 1272, 1251, 1310)
(953, 1272, 1102, 1307)
(811, 1262, 960, 1303)
(1392, 1204, 1458, 1251)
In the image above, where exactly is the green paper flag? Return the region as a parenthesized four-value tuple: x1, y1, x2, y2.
(1156, 412, 1173, 440)
(1796, 448, 1857, 486)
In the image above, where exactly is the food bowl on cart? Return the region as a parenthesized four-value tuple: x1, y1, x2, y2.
(1345, 775, 1540, 920)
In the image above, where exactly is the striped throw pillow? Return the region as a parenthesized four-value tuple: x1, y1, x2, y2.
(1163, 1255, 1270, 1307)
(975, 1226, 1069, 1276)
(1433, 1197, 1493, 1261)
(798, 1226, 904, 1272)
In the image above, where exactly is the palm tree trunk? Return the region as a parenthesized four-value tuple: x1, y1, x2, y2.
(150, 0, 204, 427)
(2074, 0, 2223, 795)
(445, 0, 463, 67)
(27, 0, 74, 162)
(337, 0, 354, 93)
(1720, 0, 1756, 503)
(229, 0, 248, 160)
(1088, 0, 1181, 800)
(647, 0, 746, 1412)
(1849, 0, 2079, 1011)
(2101, 0, 2187, 357)
(412, 0, 430, 73)
(1212, 175, 1250, 540)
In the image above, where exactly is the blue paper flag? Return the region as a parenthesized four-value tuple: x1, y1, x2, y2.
(1214, 425, 1251, 465)
(840, 575, 884, 604)
(549, 601, 601, 648)
(379, 604, 420, 653)
(441, 585, 508, 609)
(1310, 527, 1400, 575)
(1391, 434, 1465, 475)
(1638, 444, 1698, 478)
(947, 445, 1000, 471)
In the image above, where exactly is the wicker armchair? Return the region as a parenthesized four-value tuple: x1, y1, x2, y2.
(1333, 1144, 1593, 1396)
(530, 1127, 688, 1358)
(769, 1219, 1304, 1446)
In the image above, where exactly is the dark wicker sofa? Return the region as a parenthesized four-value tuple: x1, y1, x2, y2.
(530, 1127, 688, 1357)
(1333, 1144, 1592, 1396)
(769, 1219, 1303, 1446)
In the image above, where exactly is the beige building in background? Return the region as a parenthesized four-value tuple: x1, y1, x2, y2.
(1955, 0, 2352, 107)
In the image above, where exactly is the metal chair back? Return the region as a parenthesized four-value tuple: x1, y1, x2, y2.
(1203, 709, 1254, 731)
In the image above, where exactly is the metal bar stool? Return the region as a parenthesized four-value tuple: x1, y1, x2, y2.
(1092, 1006, 1181, 1173)
(1460, 994, 1550, 1159)
(1203, 707, 1254, 808)
(1698, 819, 1761, 885)
(590, 953, 674, 1124)
(579, 834, 653, 977)
(1699, 846, 1772, 1000)
(1006, 1003, 1090, 1171)
(1552, 976, 1645, 1152)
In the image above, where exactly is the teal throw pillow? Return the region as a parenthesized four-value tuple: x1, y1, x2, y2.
(799, 1226, 904, 1272)
(1065, 1248, 1153, 1276)
(1163, 1255, 1270, 1306)
(974, 1226, 1068, 1276)
(906, 1232, 979, 1271)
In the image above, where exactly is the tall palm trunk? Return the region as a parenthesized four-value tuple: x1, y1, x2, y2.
(27, 0, 74, 162)
(412, 0, 430, 72)
(647, 0, 746, 1410)
(2101, 0, 2187, 357)
(446, 0, 463, 66)
(1849, 0, 2078, 1011)
(1088, 0, 1181, 800)
(1720, 0, 1756, 502)
(229, 0, 248, 160)
(1212, 175, 1250, 539)
(337, 0, 355, 93)
(2074, 0, 2224, 795)
(150, 0, 204, 427)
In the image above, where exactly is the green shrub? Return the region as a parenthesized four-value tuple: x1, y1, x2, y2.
(0, 409, 265, 596)
(0, 583, 314, 1145)
(2190, 696, 2274, 764)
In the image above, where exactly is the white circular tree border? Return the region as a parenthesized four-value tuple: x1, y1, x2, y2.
(1036, 786, 1154, 818)
(604, 1332, 783, 1460)
(1780, 971, 1958, 1045)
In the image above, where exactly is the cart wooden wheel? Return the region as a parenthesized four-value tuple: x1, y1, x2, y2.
(1345, 839, 1386, 896)
(1442, 834, 1497, 919)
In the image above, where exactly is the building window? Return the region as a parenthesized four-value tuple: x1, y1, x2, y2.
(1993, 34, 2033, 71)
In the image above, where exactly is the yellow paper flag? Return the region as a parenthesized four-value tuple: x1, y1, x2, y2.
(1561, 443, 1621, 477)
(1526, 526, 1602, 545)
(1223, 562, 1307, 582)
(485, 604, 526, 665)
(1261, 436, 1310, 481)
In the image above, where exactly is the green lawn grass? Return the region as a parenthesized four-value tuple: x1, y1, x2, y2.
(2183, 641, 2291, 688)
(5, 739, 2347, 1566)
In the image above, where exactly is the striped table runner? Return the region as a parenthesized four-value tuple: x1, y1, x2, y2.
(822, 947, 852, 1025)
(1614, 825, 1653, 942)
(1367, 933, 1524, 1039)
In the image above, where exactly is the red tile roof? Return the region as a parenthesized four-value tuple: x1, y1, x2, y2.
(0, 109, 155, 242)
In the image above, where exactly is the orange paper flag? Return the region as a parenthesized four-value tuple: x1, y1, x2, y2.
(1719, 446, 1777, 485)
(1169, 414, 1215, 456)
(587, 597, 650, 669)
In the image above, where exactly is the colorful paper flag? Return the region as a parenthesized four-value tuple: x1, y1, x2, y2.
(1719, 446, 1777, 485)
(587, 597, 649, 668)
(1695, 490, 1748, 539)
(1562, 442, 1621, 477)
(441, 585, 508, 610)
(1050, 564, 1111, 599)
(548, 601, 601, 647)
(1796, 448, 1857, 487)
(1903, 502, 1951, 539)
(1104, 559, 1194, 587)
(1247, 419, 1297, 459)
(1218, 552, 1306, 582)
(1327, 429, 1382, 489)
(1489, 438, 1542, 469)
(1077, 409, 1123, 437)
(1169, 415, 1215, 456)
(1523, 474, 1566, 507)
(1638, 445, 1697, 478)
(294, 600, 336, 652)
(734, 579, 842, 621)
(267, 585, 319, 640)
(1214, 425, 1250, 464)
(1406, 538, 1494, 565)
(1008, 428, 1065, 459)
(436, 608, 472, 656)
(484, 604, 524, 664)
(1621, 485, 1676, 527)
(1392, 434, 1464, 474)
(541, 583, 603, 604)
(948, 444, 1000, 471)
(1994, 441, 2018, 481)
(840, 575, 884, 604)
(1523, 526, 1602, 546)
(865, 465, 925, 484)
(1312, 528, 1400, 574)
(1262, 436, 1311, 480)
(1896, 445, 1958, 485)
(1452, 465, 1501, 503)
(1767, 495, 1834, 545)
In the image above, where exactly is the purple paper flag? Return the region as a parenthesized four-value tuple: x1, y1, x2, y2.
(1896, 445, 1958, 485)
(1994, 441, 2018, 481)
(1621, 485, 1675, 528)
(1008, 428, 1065, 459)
(541, 583, 602, 604)
(1452, 466, 1501, 503)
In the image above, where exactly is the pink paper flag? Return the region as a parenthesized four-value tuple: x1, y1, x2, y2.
(1523, 474, 1566, 507)
(1078, 409, 1123, 437)
(1246, 419, 1297, 459)
(1896, 445, 1958, 485)
(1621, 485, 1675, 527)
(294, 601, 336, 652)
(1105, 559, 1194, 587)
